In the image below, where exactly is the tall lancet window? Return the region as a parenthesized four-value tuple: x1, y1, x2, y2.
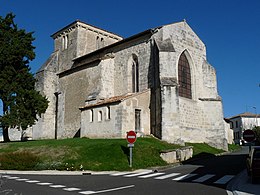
(178, 52, 192, 99)
(132, 55, 139, 93)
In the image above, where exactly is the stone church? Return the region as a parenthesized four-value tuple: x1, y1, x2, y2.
(31, 20, 229, 150)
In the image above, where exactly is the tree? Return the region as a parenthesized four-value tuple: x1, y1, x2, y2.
(0, 13, 49, 142)
(252, 126, 260, 145)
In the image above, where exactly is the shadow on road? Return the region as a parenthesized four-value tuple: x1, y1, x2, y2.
(179, 151, 248, 189)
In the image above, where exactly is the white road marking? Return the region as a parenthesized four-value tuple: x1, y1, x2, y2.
(155, 173, 181, 180)
(214, 175, 234, 184)
(37, 182, 53, 185)
(79, 185, 135, 194)
(193, 174, 215, 183)
(124, 170, 153, 177)
(63, 187, 81, 191)
(16, 178, 29, 181)
(6, 176, 19, 179)
(50, 185, 66, 188)
(172, 174, 197, 181)
(138, 172, 165, 178)
(110, 172, 132, 176)
(25, 180, 40, 183)
(79, 191, 96, 195)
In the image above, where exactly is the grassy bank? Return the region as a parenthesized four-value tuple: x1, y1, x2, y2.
(0, 137, 238, 171)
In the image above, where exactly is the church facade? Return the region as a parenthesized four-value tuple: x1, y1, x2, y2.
(32, 20, 228, 150)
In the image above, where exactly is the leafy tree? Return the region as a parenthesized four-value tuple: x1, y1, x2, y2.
(252, 126, 260, 145)
(0, 13, 48, 142)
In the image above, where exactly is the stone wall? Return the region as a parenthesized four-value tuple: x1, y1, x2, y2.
(80, 90, 150, 138)
(58, 60, 101, 138)
(160, 146, 193, 163)
(153, 21, 227, 150)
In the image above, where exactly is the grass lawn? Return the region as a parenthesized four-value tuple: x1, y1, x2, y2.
(0, 137, 180, 171)
(0, 137, 238, 171)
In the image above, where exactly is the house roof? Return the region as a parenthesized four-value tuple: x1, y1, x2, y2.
(228, 112, 260, 120)
(80, 90, 150, 110)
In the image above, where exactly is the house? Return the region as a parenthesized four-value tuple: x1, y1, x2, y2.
(227, 112, 260, 144)
(26, 20, 229, 150)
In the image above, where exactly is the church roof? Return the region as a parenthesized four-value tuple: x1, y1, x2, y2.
(73, 28, 157, 63)
(51, 20, 123, 40)
(72, 20, 190, 63)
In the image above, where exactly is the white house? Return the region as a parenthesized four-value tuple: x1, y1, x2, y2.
(227, 112, 260, 144)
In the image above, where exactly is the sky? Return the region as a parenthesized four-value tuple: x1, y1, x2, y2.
(0, 0, 260, 118)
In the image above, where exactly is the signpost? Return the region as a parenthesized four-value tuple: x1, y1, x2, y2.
(243, 129, 256, 152)
(126, 131, 137, 167)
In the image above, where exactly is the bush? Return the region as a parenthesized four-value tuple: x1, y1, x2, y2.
(0, 151, 40, 170)
(253, 126, 260, 145)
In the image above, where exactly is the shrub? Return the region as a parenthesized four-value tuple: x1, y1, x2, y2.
(253, 126, 260, 145)
(0, 151, 40, 170)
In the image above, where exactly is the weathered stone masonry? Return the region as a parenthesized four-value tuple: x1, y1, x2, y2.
(31, 20, 228, 150)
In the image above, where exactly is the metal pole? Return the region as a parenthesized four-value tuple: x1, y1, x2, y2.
(129, 146, 133, 167)
(253, 107, 257, 127)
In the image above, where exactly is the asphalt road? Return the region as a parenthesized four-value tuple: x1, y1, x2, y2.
(0, 147, 249, 195)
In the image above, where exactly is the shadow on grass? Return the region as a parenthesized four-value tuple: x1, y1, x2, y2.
(121, 145, 130, 164)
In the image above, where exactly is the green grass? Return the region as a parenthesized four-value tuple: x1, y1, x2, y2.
(0, 138, 229, 171)
(0, 137, 180, 171)
(228, 144, 241, 152)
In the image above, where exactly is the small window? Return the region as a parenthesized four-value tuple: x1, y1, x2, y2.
(101, 38, 104, 47)
(106, 106, 111, 120)
(98, 110, 102, 122)
(96, 36, 100, 49)
(236, 121, 238, 128)
(132, 56, 139, 93)
(62, 36, 65, 50)
(62, 34, 69, 50)
(230, 122, 233, 129)
(135, 109, 141, 132)
(89, 109, 93, 122)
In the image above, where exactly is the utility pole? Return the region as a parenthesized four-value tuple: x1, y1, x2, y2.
(253, 107, 257, 127)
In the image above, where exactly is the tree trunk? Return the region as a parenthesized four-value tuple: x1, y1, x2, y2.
(2, 102, 10, 142)
(3, 126, 10, 142)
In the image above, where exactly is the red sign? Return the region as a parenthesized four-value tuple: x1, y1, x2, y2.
(126, 131, 137, 144)
(243, 129, 256, 142)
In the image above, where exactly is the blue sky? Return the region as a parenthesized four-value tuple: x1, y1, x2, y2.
(1, 0, 260, 118)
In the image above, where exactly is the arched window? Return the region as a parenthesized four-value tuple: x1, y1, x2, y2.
(101, 38, 104, 47)
(178, 52, 192, 99)
(132, 55, 139, 93)
(98, 110, 102, 122)
(89, 109, 93, 122)
(106, 106, 110, 120)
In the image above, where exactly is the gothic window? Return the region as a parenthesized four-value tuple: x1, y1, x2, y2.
(178, 52, 192, 99)
(132, 56, 139, 93)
